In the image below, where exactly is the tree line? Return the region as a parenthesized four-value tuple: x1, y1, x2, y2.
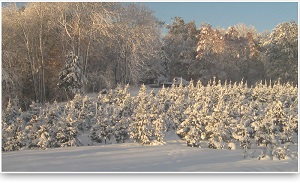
(2, 2, 298, 109)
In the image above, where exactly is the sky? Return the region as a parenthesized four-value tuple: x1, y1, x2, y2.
(141, 1, 298, 33)
(2, 1, 298, 33)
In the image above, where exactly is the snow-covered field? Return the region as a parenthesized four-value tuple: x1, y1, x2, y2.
(2, 83, 298, 176)
(2, 137, 298, 173)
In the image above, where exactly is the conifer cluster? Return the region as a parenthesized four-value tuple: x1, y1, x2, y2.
(2, 79, 298, 160)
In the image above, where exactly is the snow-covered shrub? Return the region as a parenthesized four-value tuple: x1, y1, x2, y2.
(227, 142, 236, 150)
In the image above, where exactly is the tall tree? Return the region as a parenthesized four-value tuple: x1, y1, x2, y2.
(58, 52, 85, 100)
(163, 17, 198, 80)
(263, 21, 298, 84)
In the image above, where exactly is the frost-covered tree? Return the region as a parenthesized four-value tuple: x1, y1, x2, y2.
(77, 95, 97, 132)
(163, 17, 198, 80)
(151, 113, 167, 144)
(147, 90, 168, 144)
(2, 98, 21, 126)
(263, 21, 298, 83)
(54, 112, 80, 147)
(251, 80, 272, 103)
(2, 99, 25, 151)
(36, 124, 52, 150)
(23, 115, 42, 149)
(231, 101, 256, 158)
(90, 110, 114, 144)
(2, 117, 25, 151)
(206, 92, 231, 149)
(177, 101, 207, 148)
(130, 85, 152, 145)
(114, 113, 130, 143)
(166, 82, 188, 131)
(113, 85, 132, 143)
(58, 52, 85, 99)
(40, 101, 63, 148)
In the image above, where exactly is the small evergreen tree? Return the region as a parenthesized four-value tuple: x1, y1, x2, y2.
(23, 115, 42, 149)
(130, 84, 152, 145)
(77, 95, 96, 132)
(2, 99, 25, 152)
(177, 102, 205, 148)
(113, 85, 132, 143)
(55, 113, 80, 147)
(90, 113, 113, 144)
(206, 92, 231, 149)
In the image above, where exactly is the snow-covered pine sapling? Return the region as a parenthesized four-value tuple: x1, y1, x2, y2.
(113, 84, 132, 143)
(36, 124, 52, 150)
(177, 101, 204, 148)
(42, 102, 63, 148)
(55, 113, 80, 147)
(77, 95, 96, 132)
(206, 91, 231, 149)
(166, 83, 188, 131)
(28, 100, 42, 117)
(130, 84, 152, 145)
(2, 99, 25, 151)
(3, 98, 22, 125)
(90, 106, 114, 144)
(24, 114, 47, 149)
(147, 90, 167, 144)
(151, 113, 167, 144)
(114, 116, 130, 143)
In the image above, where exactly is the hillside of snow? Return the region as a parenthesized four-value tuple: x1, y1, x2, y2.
(2, 81, 298, 173)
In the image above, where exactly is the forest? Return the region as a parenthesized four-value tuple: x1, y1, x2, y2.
(2, 2, 298, 109)
(1, 3, 298, 162)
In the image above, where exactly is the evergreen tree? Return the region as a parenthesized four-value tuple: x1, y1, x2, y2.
(130, 85, 152, 145)
(177, 101, 207, 148)
(90, 110, 114, 144)
(36, 124, 52, 150)
(264, 21, 298, 83)
(148, 91, 167, 144)
(58, 52, 85, 99)
(77, 95, 96, 132)
(23, 115, 42, 149)
(2, 99, 25, 151)
(206, 91, 231, 149)
(113, 85, 132, 143)
(151, 113, 167, 144)
(42, 101, 63, 148)
(55, 112, 80, 147)
(166, 81, 188, 131)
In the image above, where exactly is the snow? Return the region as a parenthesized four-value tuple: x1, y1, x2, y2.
(2, 138, 297, 173)
(2, 83, 298, 177)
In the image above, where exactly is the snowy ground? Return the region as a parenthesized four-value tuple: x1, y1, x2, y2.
(2, 136, 298, 173)
(2, 85, 298, 174)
